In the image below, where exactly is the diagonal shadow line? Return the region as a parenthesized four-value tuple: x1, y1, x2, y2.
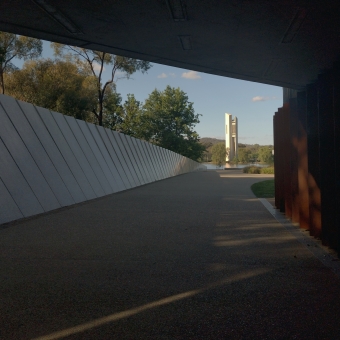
(32, 269, 268, 340)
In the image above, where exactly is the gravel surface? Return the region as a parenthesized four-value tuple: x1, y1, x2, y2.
(1, 170, 339, 339)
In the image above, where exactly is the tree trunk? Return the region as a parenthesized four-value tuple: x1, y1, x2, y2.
(98, 100, 103, 126)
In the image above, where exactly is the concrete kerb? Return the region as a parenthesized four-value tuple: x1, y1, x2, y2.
(260, 198, 340, 278)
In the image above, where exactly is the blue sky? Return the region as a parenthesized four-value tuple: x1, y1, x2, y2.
(18, 40, 283, 145)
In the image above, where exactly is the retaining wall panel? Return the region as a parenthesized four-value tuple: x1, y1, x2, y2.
(166, 150, 174, 176)
(173, 154, 180, 175)
(132, 138, 150, 183)
(62, 115, 105, 197)
(37, 108, 95, 200)
(107, 130, 140, 188)
(116, 133, 143, 185)
(139, 140, 157, 181)
(51, 111, 98, 199)
(172, 152, 179, 175)
(159, 147, 170, 177)
(3, 97, 75, 207)
(20, 102, 85, 204)
(0, 102, 60, 212)
(0, 138, 44, 217)
(76, 120, 115, 194)
(149, 143, 165, 179)
(144, 142, 162, 180)
(173, 152, 181, 174)
(88, 124, 125, 192)
(133, 138, 153, 183)
(171, 153, 177, 175)
(0, 178, 23, 224)
(154, 145, 166, 178)
(98, 127, 131, 190)
(163, 149, 172, 177)
(124, 135, 147, 184)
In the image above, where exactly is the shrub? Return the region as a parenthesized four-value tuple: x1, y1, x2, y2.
(243, 166, 261, 174)
(260, 166, 274, 174)
(243, 166, 274, 174)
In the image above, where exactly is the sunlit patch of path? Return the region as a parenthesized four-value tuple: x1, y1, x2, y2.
(33, 269, 267, 340)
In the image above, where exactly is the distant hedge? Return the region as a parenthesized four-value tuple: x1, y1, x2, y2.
(243, 166, 274, 174)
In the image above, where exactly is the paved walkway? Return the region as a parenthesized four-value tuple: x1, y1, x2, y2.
(1, 170, 340, 339)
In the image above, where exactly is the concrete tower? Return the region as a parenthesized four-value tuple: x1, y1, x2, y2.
(225, 113, 238, 161)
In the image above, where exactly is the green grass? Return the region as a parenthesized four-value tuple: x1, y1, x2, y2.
(251, 180, 275, 198)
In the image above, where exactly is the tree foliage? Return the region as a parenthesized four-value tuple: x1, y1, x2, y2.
(116, 94, 144, 138)
(211, 143, 227, 167)
(52, 43, 151, 126)
(140, 86, 205, 161)
(0, 32, 42, 94)
(258, 146, 274, 164)
(238, 148, 252, 163)
(5, 59, 96, 121)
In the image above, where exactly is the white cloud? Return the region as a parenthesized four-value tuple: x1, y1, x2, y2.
(252, 96, 268, 102)
(181, 71, 201, 79)
(252, 96, 280, 102)
(157, 73, 168, 78)
(169, 73, 176, 77)
(92, 62, 104, 72)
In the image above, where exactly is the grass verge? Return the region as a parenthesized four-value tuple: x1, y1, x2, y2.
(251, 180, 275, 198)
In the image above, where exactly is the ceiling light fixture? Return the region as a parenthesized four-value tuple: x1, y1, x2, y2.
(32, 0, 83, 34)
(179, 35, 192, 50)
(167, 0, 188, 21)
(281, 8, 307, 43)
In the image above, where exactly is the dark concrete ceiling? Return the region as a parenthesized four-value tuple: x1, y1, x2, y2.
(1, 0, 340, 90)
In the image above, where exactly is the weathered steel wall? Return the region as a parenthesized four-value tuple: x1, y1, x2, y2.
(274, 66, 340, 256)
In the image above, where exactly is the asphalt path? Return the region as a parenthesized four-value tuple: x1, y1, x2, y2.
(1, 170, 340, 339)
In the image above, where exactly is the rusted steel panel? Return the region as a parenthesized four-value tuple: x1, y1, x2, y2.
(276, 108, 285, 212)
(274, 113, 279, 209)
(318, 72, 337, 248)
(289, 98, 300, 223)
(296, 91, 310, 230)
(306, 83, 322, 238)
(333, 63, 340, 256)
(282, 103, 292, 219)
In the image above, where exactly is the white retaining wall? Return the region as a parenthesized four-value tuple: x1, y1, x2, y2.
(0, 94, 206, 225)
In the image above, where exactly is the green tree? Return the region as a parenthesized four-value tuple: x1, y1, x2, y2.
(211, 143, 227, 167)
(141, 86, 205, 161)
(52, 43, 151, 126)
(102, 84, 124, 129)
(116, 94, 144, 137)
(232, 155, 239, 164)
(5, 59, 96, 121)
(0, 32, 42, 94)
(238, 148, 251, 163)
(258, 146, 274, 164)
